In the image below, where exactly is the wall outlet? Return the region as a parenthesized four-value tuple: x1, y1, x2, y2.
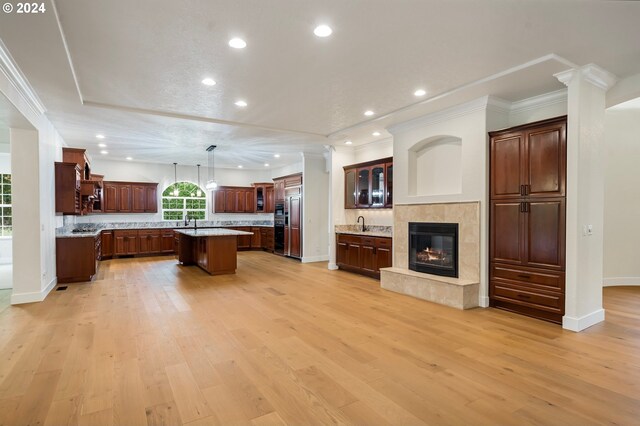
(583, 225, 593, 236)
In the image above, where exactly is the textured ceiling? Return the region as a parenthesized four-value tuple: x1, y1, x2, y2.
(0, 0, 639, 167)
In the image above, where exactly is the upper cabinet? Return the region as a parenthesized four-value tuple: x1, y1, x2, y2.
(253, 183, 275, 213)
(55, 162, 82, 214)
(344, 157, 393, 209)
(103, 181, 158, 214)
(490, 118, 566, 200)
(213, 186, 256, 213)
(273, 173, 303, 202)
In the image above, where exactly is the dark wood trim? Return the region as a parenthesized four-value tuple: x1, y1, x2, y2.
(342, 156, 393, 171)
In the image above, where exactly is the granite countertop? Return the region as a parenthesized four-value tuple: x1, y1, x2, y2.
(335, 224, 392, 238)
(175, 228, 253, 237)
(56, 221, 273, 238)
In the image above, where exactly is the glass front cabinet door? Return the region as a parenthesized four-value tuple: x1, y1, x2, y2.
(371, 166, 385, 207)
(345, 169, 356, 209)
(357, 167, 370, 207)
(343, 157, 393, 209)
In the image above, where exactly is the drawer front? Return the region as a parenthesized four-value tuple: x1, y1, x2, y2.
(361, 237, 375, 247)
(491, 263, 564, 291)
(493, 282, 563, 311)
(337, 234, 360, 244)
(114, 230, 139, 237)
(139, 229, 161, 237)
(161, 230, 174, 236)
(376, 238, 392, 248)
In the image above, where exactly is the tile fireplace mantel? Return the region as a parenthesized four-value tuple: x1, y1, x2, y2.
(380, 202, 480, 309)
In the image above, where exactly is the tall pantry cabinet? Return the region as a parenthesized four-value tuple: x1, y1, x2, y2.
(489, 116, 567, 324)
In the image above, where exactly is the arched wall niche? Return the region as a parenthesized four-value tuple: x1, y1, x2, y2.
(408, 135, 463, 197)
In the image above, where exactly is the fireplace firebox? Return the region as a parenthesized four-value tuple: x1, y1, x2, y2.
(408, 222, 458, 277)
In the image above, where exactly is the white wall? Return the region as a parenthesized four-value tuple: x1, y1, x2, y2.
(603, 109, 640, 285)
(0, 152, 11, 265)
(302, 154, 329, 262)
(74, 159, 274, 224)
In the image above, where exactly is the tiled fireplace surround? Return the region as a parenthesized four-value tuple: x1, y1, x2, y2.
(380, 202, 480, 309)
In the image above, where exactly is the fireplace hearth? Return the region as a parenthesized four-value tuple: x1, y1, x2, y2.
(409, 222, 459, 277)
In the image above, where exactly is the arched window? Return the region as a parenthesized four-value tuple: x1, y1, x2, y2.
(162, 182, 207, 221)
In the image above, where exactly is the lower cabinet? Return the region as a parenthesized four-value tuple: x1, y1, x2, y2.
(101, 231, 113, 260)
(56, 235, 100, 283)
(336, 234, 392, 278)
(161, 230, 175, 253)
(114, 230, 139, 256)
(260, 227, 274, 252)
(138, 229, 162, 254)
(229, 226, 252, 250)
(111, 229, 175, 257)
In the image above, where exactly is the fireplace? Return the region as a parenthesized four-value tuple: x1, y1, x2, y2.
(408, 222, 459, 277)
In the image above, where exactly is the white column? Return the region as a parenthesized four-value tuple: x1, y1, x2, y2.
(555, 64, 617, 332)
(10, 128, 45, 303)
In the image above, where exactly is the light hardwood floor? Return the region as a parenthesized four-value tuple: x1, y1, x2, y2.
(0, 252, 639, 425)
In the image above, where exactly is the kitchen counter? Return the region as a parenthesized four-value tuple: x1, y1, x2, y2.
(174, 228, 253, 237)
(56, 221, 273, 238)
(335, 224, 392, 238)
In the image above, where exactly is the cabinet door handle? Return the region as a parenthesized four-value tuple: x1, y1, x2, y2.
(520, 184, 525, 196)
(525, 184, 530, 195)
(524, 202, 529, 213)
(520, 202, 524, 213)
(517, 274, 531, 279)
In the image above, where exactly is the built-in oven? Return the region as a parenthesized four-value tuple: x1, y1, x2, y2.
(274, 202, 285, 218)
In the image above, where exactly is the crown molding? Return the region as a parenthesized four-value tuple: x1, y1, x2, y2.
(510, 89, 567, 115)
(388, 96, 492, 134)
(554, 64, 617, 91)
(354, 136, 393, 152)
(0, 39, 46, 117)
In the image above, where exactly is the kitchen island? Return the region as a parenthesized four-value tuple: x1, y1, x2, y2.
(175, 228, 253, 275)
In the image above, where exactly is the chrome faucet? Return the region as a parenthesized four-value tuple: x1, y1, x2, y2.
(357, 215, 366, 232)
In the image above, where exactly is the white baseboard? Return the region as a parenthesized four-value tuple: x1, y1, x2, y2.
(479, 295, 490, 308)
(11, 277, 57, 305)
(562, 308, 605, 332)
(327, 263, 338, 270)
(301, 255, 329, 264)
(603, 277, 640, 287)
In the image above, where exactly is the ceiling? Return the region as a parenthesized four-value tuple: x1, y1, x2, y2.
(0, 0, 639, 168)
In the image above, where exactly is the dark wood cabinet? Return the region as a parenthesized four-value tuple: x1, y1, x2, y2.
(114, 230, 139, 256)
(229, 226, 252, 250)
(250, 227, 262, 249)
(56, 235, 100, 283)
(344, 157, 393, 209)
(260, 227, 274, 252)
(489, 116, 567, 324)
(55, 162, 82, 215)
(101, 231, 113, 260)
(161, 230, 174, 253)
(274, 179, 285, 201)
(139, 229, 162, 254)
(103, 181, 158, 214)
(214, 187, 256, 213)
(254, 183, 274, 213)
(289, 196, 302, 258)
(336, 234, 392, 278)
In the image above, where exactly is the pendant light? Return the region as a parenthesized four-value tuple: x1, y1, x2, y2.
(205, 145, 218, 190)
(196, 164, 203, 197)
(172, 162, 179, 196)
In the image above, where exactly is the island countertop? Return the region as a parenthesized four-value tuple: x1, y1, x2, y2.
(174, 228, 253, 237)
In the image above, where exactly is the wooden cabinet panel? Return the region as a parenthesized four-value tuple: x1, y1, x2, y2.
(490, 133, 524, 199)
(284, 174, 302, 187)
(344, 169, 356, 209)
(225, 189, 237, 212)
(491, 264, 564, 292)
(118, 185, 132, 212)
(101, 231, 113, 259)
(265, 186, 275, 213)
(114, 230, 139, 256)
(161, 230, 174, 253)
(145, 186, 158, 212)
(55, 162, 83, 215)
(139, 230, 161, 254)
(236, 190, 246, 212)
(490, 201, 524, 265)
(525, 122, 566, 198)
(251, 227, 262, 248)
(336, 240, 349, 265)
(376, 238, 392, 271)
(103, 183, 118, 213)
(525, 199, 565, 270)
(56, 236, 98, 283)
(274, 179, 285, 201)
(360, 240, 376, 274)
(289, 196, 302, 258)
(214, 189, 225, 213)
(132, 184, 145, 213)
(245, 189, 255, 213)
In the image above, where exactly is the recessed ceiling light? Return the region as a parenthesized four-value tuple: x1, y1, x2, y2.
(98, 143, 107, 148)
(202, 78, 216, 86)
(96, 134, 105, 139)
(274, 154, 280, 158)
(372, 131, 381, 137)
(364, 110, 375, 116)
(414, 89, 426, 97)
(100, 150, 108, 155)
(237, 165, 243, 168)
(228, 38, 247, 49)
(314, 25, 332, 37)
(126, 157, 133, 161)
(344, 140, 352, 145)
(264, 163, 270, 167)
(235, 100, 248, 107)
